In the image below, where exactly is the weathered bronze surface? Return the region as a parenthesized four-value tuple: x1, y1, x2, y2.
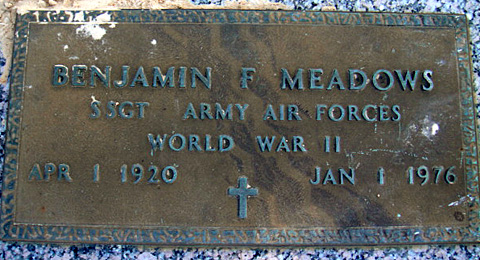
(2, 10, 478, 245)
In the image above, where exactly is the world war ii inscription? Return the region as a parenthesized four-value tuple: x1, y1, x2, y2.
(1, 10, 479, 245)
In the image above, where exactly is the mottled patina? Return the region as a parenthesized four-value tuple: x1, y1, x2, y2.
(1, 10, 478, 245)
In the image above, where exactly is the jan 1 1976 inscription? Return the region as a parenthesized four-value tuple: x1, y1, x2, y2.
(1, 10, 479, 245)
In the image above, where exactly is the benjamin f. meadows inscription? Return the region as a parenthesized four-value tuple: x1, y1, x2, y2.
(1, 10, 479, 245)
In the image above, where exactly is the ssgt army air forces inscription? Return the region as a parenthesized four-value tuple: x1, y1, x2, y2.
(1, 10, 479, 245)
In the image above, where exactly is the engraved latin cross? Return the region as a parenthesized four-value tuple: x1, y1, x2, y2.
(228, 177, 258, 219)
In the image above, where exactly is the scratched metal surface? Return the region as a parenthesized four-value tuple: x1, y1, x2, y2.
(1, 10, 478, 246)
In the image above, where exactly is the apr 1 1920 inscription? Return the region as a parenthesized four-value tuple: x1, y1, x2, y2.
(1, 10, 479, 245)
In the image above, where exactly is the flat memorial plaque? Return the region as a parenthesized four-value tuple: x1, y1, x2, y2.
(1, 10, 479, 245)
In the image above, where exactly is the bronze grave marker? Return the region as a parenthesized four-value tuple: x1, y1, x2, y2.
(1, 10, 479, 245)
